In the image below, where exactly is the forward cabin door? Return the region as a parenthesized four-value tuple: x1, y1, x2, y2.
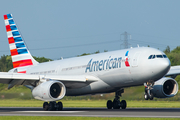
(132, 52, 141, 67)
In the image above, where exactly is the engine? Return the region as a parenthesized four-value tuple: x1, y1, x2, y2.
(151, 77, 178, 98)
(32, 80, 66, 101)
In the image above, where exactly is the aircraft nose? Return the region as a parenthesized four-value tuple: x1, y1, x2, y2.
(153, 58, 171, 79)
(160, 59, 171, 73)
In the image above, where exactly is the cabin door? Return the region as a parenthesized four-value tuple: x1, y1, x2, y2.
(132, 52, 141, 67)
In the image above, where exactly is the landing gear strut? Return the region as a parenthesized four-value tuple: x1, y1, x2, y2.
(43, 101, 63, 111)
(106, 89, 127, 109)
(144, 82, 154, 100)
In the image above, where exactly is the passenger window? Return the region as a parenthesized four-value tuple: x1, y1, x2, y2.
(156, 55, 163, 58)
(148, 55, 153, 59)
(163, 55, 167, 58)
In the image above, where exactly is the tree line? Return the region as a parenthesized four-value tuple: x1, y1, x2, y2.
(0, 55, 52, 72)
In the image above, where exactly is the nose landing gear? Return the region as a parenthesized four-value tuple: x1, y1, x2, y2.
(106, 89, 127, 109)
(144, 82, 154, 100)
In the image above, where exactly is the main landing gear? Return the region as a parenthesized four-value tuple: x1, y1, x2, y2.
(144, 82, 154, 100)
(43, 101, 63, 111)
(106, 89, 127, 109)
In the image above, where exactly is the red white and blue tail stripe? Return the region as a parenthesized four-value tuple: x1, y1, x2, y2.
(4, 14, 38, 70)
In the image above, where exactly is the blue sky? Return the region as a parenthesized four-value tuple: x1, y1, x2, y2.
(0, 0, 179, 59)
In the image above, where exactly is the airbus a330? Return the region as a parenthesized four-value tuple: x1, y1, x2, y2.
(1, 14, 179, 111)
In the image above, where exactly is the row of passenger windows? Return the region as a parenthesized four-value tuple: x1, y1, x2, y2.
(148, 54, 167, 59)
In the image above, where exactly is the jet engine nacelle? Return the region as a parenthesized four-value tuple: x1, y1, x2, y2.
(32, 80, 66, 101)
(151, 77, 178, 98)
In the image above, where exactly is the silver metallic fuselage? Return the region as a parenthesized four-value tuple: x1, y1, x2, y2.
(25, 47, 170, 96)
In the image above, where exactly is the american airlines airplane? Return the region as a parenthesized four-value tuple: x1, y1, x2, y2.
(1, 14, 179, 111)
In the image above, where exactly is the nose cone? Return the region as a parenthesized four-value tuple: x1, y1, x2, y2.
(152, 58, 171, 80)
(159, 59, 171, 74)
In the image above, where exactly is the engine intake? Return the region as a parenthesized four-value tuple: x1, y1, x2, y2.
(50, 83, 61, 98)
(151, 77, 178, 98)
(32, 81, 66, 101)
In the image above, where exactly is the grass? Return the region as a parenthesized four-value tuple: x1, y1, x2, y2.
(127, 100, 180, 108)
(0, 99, 180, 108)
(0, 117, 179, 120)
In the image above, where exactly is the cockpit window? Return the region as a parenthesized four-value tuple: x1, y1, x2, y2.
(163, 55, 167, 58)
(148, 54, 168, 59)
(156, 55, 163, 58)
(148, 55, 153, 59)
(152, 55, 155, 59)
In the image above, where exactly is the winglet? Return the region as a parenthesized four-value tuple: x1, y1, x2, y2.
(4, 14, 39, 69)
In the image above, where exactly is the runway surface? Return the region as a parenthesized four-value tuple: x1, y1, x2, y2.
(0, 107, 180, 118)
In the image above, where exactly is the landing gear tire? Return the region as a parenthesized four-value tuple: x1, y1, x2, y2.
(144, 93, 148, 100)
(106, 89, 127, 110)
(48, 102, 55, 111)
(43, 102, 49, 111)
(107, 100, 113, 109)
(43, 101, 63, 111)
(149, 93, 154, 100)
(144, 92, 154, 100)
(121, 100, 127, 109)
(57, 102, 63, 111)
(113, 99, 120, 109)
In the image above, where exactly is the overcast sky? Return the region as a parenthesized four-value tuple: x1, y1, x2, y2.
(0, 0, 179, 59)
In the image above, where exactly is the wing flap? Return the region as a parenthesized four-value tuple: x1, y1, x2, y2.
(43, 74, 99, 82)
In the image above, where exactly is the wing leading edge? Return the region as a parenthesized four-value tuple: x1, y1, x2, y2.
(0, 72, 99, 89)
(166, 66, 180, 79)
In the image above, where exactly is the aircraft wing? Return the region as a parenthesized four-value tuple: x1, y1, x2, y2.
(0, 72, 99, 89)
(165, 66, 180, 78)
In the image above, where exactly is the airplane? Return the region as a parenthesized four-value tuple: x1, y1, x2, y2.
(1, 13, 179, 111)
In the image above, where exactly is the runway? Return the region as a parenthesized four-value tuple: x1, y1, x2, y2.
(0, 107, 180, 118)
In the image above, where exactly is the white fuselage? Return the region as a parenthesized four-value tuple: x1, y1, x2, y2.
(17, 47, 170, 96)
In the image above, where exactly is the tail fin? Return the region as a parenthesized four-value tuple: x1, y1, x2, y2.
(3, 14, 38, 69)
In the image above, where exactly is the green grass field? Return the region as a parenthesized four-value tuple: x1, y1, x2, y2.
(0, 99, 180, 108)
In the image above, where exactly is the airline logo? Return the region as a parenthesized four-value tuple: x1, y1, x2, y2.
(85, 56, 122, 72)
(125, 51, 130, 67)
(85, 51, 131, 72)
(4, 14, 33, 69)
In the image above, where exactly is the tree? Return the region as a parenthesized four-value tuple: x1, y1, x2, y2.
(94, 50, 100, 54)
(164, 46, 170, 54)
(171, 46, 180, 53)
(77, 53, 91, 57)
(33, 56, 52, 63)
(77, 50, 100, 57)
(0, 55, 13, 72)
